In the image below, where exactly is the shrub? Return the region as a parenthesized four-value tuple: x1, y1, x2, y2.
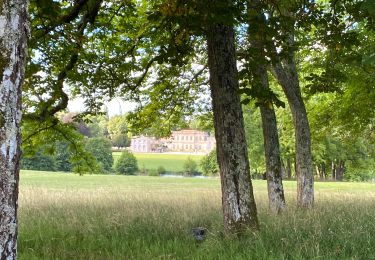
(157, 166, 166, 175)
(114, 150, 138, 175)
(200, 150, 219, 176)
(183, 157, 199, 176)
(85, 137, 114, 172)
(148, 169, 159, 176)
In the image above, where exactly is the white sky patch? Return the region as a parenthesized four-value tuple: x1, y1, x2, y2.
(68, 97, 137, 117)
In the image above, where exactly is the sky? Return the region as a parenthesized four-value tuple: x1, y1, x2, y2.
(68, 97, 137, 117)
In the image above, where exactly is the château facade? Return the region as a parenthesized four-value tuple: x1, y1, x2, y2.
(130, 129, 216, 153)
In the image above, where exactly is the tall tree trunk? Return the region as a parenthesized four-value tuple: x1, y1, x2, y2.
(0, 0, 28, 258)
(259, 99, 286, 213)
(272, 51, 314, 208)
(206, 24, 259, 232)
(247, 0, 286, 214)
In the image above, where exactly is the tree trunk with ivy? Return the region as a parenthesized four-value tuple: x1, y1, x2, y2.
(0, 0, 28, 258)
(206, 23, 259, 232)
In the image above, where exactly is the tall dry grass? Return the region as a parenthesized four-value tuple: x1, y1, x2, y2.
(18, 171, 375, 259)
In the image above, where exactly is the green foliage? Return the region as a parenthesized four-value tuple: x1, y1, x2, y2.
(183, 157, 198, 176)
(84, 114, 109, 138)
(243, 107, 266, 173)
(85, 137, 114, 173)
(114, 150, 138, 175)
(21, 150, 57, 171)
(111, 134, 129, 148)
(157, 166, 166, 175)
(200, 150, 219, 176)
(148, 166, 167, 176)
(22, 119, 99, 175)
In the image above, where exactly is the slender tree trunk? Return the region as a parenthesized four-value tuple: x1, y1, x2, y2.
(316, 165, 321, 180)
(286, 158, 292, 179)
(272, 55, 314, 208)
(260, 99, 286, 213)
(0, 0, 28, 258)
(322, 163, 326, 180)
(331, 161, 336, 180)
(206, 24, 259, 232)
(247, 0, 285, 213)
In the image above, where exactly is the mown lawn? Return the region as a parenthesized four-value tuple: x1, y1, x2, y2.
(19, 170, 375, 259)
(113, 152, 204, 172)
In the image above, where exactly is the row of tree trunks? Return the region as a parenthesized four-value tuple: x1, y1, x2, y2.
(332, 160, 345, 181)
(315, 163, 328, 180)
(0, 0, 28, 258)
(314, 161, 345, 181)
(206, 23, 259, 232)
(281, 158, 293, 179)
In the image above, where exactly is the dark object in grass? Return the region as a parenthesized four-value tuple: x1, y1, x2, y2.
(192, 227, 206, 241)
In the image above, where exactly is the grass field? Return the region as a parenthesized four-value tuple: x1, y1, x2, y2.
(113, 152, 204, 172)
(19, 170, 375, 259)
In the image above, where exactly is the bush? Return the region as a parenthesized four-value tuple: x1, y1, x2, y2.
(85, 137, 114, 172)
(183, 157, 199, 176)
(21, 150, 57, 171)
(148, 169, 159, 176)
(157, 166, 166, 175)
(200, 150, 219, 176)
(114, 150, 138, 175)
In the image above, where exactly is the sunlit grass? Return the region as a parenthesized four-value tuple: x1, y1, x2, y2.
(112, 152, 204, 172)
(19, 171, 375, 259)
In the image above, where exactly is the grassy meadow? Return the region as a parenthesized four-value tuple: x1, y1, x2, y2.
(113, 152, 204, 172)
(19, 170, 375, 259)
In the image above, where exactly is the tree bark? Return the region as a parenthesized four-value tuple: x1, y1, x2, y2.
(260, 98, 286, 213)
(0, 0, 28, 258)
(272, 50, 314, 208)
(206, 24, 259, 232)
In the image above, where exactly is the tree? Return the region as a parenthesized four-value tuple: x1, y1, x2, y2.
(114, 150, 138, 175)
(241, 0, 286, 213)
(107, 115, 130, 148)
(0, 0, 28, 258)
(206, 2, 259, 230)
(183, 157, 198, 176)
(200, 150, 219, 176)
(85, 137, 113, 172)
